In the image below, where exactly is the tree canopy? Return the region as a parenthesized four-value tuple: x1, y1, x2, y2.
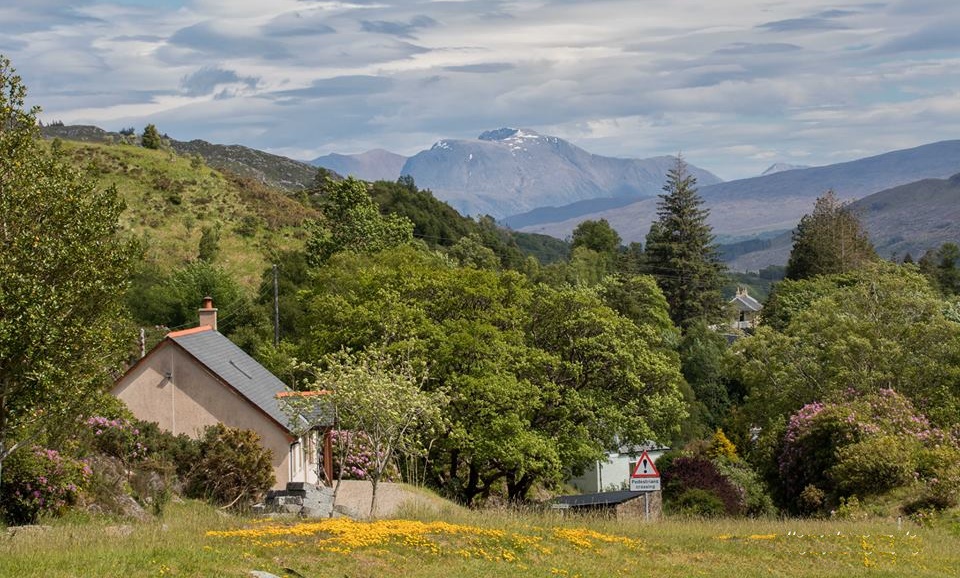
(0, 56, 137, 480)
(295, 246, 686, 504)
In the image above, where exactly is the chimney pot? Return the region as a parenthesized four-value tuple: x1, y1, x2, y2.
(198, 296, 218, 331)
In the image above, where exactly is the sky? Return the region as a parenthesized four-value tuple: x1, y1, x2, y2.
(4, 0, 960, 180)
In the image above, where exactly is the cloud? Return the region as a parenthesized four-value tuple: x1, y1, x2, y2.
(261, 12, 336, 37)
(757, 17, 850, 32)
(360, 15, 437, 38)
(878, 20, 960, 53)
(180, 66, 259, 96)
(713, 43, 803, 55)
(168, 21, 290, 59)
(443, 63, 515, 73)
(275, 75, 393, 99)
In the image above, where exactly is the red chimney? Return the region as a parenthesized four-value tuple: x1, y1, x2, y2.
(198, 296, 217, 331)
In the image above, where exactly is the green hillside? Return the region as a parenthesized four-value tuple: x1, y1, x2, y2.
(52, 138, 315, 290)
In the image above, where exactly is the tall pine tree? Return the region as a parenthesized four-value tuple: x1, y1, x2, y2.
(644, 157, 726, 329)
(784, 190, 876, 280)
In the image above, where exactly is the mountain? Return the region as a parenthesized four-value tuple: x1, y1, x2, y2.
(41, 124, 321, 191)
(761, 162, 810, 176)
(311, 149, 407, 182)
(724, 172, 960, 271)
(399, 128, 722, 219)
(521, 140, 960, 244)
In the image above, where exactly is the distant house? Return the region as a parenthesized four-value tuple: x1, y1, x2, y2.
(112, 298, 333, 490)
(729, 287, 762, 330)
(568, 443, 669, 494)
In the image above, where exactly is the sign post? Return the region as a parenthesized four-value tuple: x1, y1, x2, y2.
(629, 450, 661, 492)
(630, 450, 661, 521)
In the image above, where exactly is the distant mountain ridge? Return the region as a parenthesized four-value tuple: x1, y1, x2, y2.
(761, 162, 810, 176)
(725, 172, 960, 271)
(399, 128, 722, 218)
(311, 149, 407, 182)
(520, 140, 960, 244)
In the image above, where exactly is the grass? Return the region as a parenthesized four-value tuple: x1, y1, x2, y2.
(2, 500, 958, 577)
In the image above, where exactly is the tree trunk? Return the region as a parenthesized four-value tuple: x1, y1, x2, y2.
(369, 476, 379, 519)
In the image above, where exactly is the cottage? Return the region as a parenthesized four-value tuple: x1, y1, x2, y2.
(568, 443, 668, 494)
(112, 298, 333, 490)
(729, 286, 762, 330)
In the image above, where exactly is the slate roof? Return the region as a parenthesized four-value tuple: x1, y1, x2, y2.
(730, 292, 762, 312)
(551, 491, 643, 508)
(168, 327, 331, 432)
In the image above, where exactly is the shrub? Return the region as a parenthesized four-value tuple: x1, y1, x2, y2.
(661, 455, 741, 516)
(0, 447, 90, 525)
(331, 430, 400, 482)
(778, 389, 948, 513)
(712, 457, 776, 516)
(185, 424, 274, 509)
(670, 488, 727, 517)
(707, 429, 738, 462)
(831, 435, 919, 495)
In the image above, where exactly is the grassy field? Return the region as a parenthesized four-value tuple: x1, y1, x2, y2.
(2, 499, 958, 577)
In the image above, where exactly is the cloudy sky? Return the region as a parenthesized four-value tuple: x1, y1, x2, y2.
(5, 0, 960, 179)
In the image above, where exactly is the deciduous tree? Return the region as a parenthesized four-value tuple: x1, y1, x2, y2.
(0, 56, 136, 486)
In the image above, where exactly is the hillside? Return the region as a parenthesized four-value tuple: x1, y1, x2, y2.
(49, 138, 316, 289)
(41, 124, 321, 191)
(725, 173, 960, 271)
(312, 149, 407, 182)
(522, 140, 960, 243)
(400, 128, 722, 219)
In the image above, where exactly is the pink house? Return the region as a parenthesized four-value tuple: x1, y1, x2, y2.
(112, 298, 333, 490)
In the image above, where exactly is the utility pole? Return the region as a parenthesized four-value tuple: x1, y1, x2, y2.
(273, 264, 280, 346)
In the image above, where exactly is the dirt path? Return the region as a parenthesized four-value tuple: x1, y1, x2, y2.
(330, 480, 455, 519)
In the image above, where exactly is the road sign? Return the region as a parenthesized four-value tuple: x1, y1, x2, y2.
(629, 450, 661, 492)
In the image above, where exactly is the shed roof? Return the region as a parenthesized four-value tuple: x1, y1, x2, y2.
(552, 491, 643, 508)
(168, 328, 331, 432)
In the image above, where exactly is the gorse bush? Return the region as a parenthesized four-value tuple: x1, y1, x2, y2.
(185, 424, 274, 509)
(0, 447, 90, 525)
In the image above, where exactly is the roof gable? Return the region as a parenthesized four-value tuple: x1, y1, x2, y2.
(730, 293, 762, 312)
(169, 328, 295, 432)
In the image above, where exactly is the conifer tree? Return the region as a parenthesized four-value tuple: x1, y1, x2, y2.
(784, 190, 876, 280)
(643, 157, 726, 329)
(141, 123, 162, 149)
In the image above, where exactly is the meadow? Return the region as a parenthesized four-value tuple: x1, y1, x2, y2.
(2, 499, 958, 578)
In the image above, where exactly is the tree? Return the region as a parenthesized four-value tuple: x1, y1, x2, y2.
(297, 246, 687, 504)
(733, 263, 960, 430)
(141, 123, 162, 150)
(0, 56, 136, 486)
(312, 349, 445, 517)
(571, 219, 621, 256)
(305, 177, 414, 266)
(784, 190, 876, 280)
(643, 157, 726, 329)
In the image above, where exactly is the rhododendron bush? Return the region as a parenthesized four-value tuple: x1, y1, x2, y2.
(778, 389, 960, 513)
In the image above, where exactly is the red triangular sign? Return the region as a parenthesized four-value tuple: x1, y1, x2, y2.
(631, 450, 660, 478)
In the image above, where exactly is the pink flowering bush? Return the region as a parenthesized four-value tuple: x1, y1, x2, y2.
(83, 416, 148, 465)
(330, 430, 400, 482)
(779, 389, 956, 513)
(0, 446, 90, 525)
